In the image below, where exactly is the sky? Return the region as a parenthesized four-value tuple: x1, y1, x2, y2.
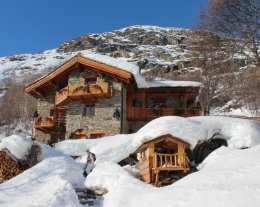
(0, 0, 207, 56)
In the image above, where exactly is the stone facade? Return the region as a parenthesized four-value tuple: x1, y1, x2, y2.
(64, 70, 124, 138)
(34, 68, 143, 142)
(35, 92, 55, 143)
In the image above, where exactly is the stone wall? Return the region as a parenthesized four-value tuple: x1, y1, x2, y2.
(35, 92, 55, 143)
(65, 70, 123, 138)
(121, 85, 129, 133)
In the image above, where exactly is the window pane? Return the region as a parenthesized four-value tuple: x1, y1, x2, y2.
(84, 105, 95, 116)
(133, 99, 142, 107)
(165, 96, 181, 108)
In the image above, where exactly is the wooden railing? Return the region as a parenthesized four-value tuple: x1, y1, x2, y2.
(127, 108, 200, 121)
(153, 152, 187, 169)
(34, 116, 55, 128)
(146, 108, 200, 119)
(68, 82, 110, 97)
(55, 82, 111, 105)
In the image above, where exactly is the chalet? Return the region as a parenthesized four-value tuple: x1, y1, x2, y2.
(25, 53, 202, 144)
(137, 134, 190, 186)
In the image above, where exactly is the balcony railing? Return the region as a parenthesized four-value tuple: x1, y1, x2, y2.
(34, 116, 55, 128)
(146, 108, 200, 119)
(68, 82, 110, 98)
(153, 152, 188, 170)
(55, 82, 111, 105)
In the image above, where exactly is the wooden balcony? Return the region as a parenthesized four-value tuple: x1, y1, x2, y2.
(146, 108, 200, 120)
(34, 116, 56, 129)
(127, 107, 200, 121)
(55, 82, 111, 105)
(68, 82, 111, 99)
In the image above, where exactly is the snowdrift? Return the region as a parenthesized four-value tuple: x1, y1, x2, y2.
(56, 116, 260, 162)
(85, 145, 260, 207)
(1, 116, 260, 207)
(0, 136, 84, 207)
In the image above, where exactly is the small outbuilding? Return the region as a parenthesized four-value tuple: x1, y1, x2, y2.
(137, 134, 190, 186)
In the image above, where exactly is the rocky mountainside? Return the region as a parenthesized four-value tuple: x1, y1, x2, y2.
(57, 25, 194, 78)
(0, 26, 200, 86)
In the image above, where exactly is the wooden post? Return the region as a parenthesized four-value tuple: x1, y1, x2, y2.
(154, 152, 157, 168)
(155, 169, 159, 186)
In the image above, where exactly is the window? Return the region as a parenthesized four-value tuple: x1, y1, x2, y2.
(89, 132, 105, 139)
(85, 76, 97, 85)
(146, 96, 166, 108)
(146, 96, 181, 108)
(83, 105, 95, 116)
(132, 99, 142, 107)
(165, 96, 181, 108)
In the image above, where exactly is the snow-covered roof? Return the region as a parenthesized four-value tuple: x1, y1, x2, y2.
(25, 51, 202, 94)
(78, 52, 203, 89)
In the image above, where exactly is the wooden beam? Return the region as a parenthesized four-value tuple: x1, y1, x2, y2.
(32, 89, 44, 97)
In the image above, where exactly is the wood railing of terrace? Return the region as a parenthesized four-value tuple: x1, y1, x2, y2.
(35, 116, 56, 129)
(127, 108, 200, 121)
(152, 152, 189, 186)
(55, 82, 111, 105)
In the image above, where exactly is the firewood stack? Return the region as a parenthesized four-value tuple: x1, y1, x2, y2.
(0, 149, 23, 182)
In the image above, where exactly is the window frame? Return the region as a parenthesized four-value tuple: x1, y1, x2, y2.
(83, 104, 95, 116)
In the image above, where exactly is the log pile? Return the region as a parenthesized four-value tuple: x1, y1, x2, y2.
(0, 149, 23, 182)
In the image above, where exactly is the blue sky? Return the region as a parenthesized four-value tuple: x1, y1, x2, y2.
(0, 0, 207, 56)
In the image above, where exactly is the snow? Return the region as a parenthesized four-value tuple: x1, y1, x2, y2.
(55, 134, 134, 163)
(27, 50, 202, 89)
(190, 116, 260, 149)
(85, 145, 260, 207)
(133, 116, 206, 149)
(56, 116, 260, 161)
(81, 52, 202, 88)
(1, 116, 260, 207)
(0, 136, 84, 207)
(0, 135, 32, 160)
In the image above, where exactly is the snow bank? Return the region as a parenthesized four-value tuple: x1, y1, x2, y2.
(190, 116, 260, 148)
(133, 116, 206, 149)
(85, 146, 260, 207)
(55, 134, 134, 163)
(56, 116, 260, 163)
(0, 135, 31, 160)
(2, 116, 260, 207)
(0, 135, 84, 207)
(0, 176, 79, 207)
